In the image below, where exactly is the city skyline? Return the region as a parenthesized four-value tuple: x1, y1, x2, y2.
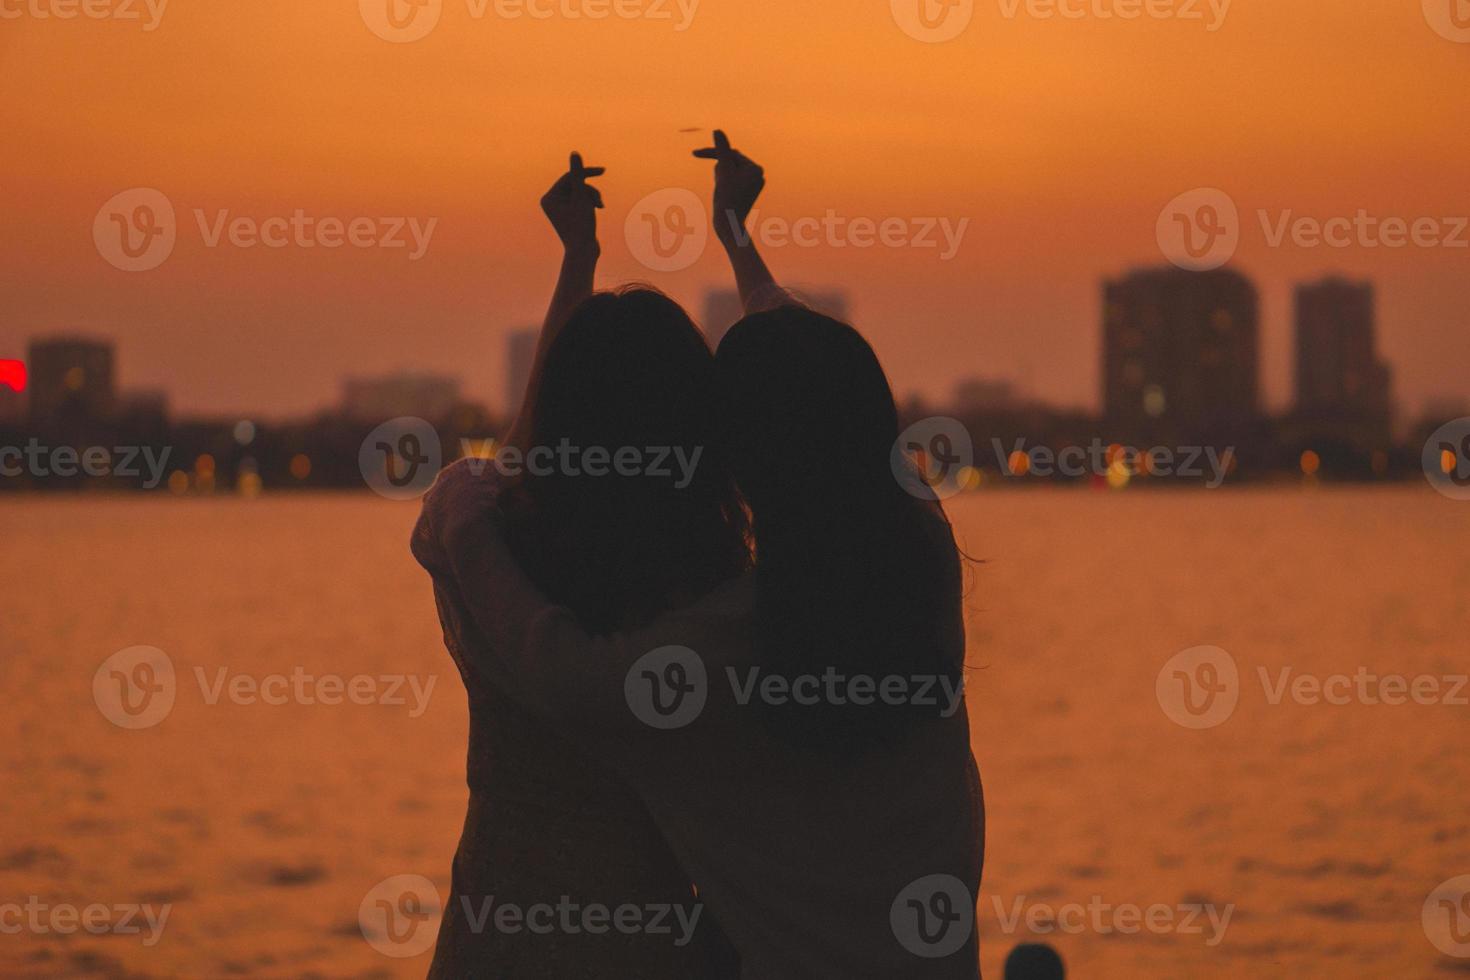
(7, 266, 1450, 443)
(3, 3, 1466, 423)
(2, 269, 1455, 496)
(4, 259, 1462, 424)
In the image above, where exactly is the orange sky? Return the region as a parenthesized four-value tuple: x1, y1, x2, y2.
(1, 0, 1466, 419)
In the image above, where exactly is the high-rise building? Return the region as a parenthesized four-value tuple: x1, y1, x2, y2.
(1294, 277, 1391, 424)
(505, 328, 537, 419)
(341, 372, 460, 423)
(0, 389, 21, 421)
(1102, 267, 1259, 443)
(27, 336, 115, 423)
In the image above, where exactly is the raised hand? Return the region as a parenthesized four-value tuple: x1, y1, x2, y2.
(693, 129, 765, 244)
(540, 152, 606, 255)
(506, 152, 604, 451)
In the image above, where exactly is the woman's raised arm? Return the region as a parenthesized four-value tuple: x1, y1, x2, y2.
(503, 152, 606, 451)
(693, 130, 791, 316)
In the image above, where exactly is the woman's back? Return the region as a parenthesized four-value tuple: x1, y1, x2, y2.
(427, 287, 747, 977)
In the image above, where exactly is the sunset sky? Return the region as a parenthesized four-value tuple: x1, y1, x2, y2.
(2, 0, 1466, 420)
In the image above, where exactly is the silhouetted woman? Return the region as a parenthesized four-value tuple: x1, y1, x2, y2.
(417, 134, 982, 977)
(414, 156, 744, 977)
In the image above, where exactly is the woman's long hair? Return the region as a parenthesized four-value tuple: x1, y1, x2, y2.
(716, 306, 963, 750)
(501, 287, 749, 634)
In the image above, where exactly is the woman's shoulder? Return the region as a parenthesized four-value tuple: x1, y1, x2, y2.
(412, 458, 508, 575)
(432, 456, 507, 503)
(420, 458, 510, 534)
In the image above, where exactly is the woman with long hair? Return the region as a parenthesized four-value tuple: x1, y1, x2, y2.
(713, 305, 962, 752)
(413, 155, 744, 977)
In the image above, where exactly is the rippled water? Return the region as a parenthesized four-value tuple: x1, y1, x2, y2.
(1, 488, 1466, 978)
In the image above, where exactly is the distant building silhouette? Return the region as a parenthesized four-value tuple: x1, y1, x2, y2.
(954, 377, 1022, 415)
(118, 388, 169, 427)
(0, 389, 21, 421)
(27, 336, 115, 424)
(506, 327, 537, 418)
(1294, 277, 1392, 425)
(1280, 276, 1394, 463)
(1103, 267, 1259, 445)
(341, 372, 460, 423)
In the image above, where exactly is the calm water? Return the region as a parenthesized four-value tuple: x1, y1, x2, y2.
(1, 488, 1467, 978)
